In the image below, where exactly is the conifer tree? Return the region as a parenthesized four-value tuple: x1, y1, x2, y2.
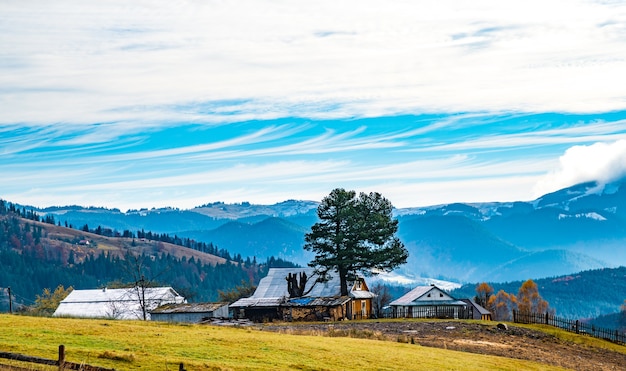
(304, 188, 408, 296)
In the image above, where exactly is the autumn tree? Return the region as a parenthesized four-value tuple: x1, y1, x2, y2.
(304, 188, 408, 296)
(517, 279, 550, 314)
(489, 290, 517, 321)
(474, 282, 494, 309)
(31, 285, 73, 316)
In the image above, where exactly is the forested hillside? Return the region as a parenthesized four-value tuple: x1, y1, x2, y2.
(0, 200, 296, 311)
(450, 267, 626, 319)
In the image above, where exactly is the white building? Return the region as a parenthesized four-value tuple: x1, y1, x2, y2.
(53, 287, 185, 320)
(388, 285, 469, 319)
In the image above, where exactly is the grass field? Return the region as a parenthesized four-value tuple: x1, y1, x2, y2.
(0, 315, 568, 371)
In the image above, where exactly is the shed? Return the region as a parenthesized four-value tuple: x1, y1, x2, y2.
(53, 287, 185, 320)
(461, 299, 492, 321)
(388, 285, 470, 319)
(150, 302, 230, 323)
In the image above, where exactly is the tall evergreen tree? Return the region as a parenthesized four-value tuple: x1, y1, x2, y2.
(304, 188, 408, 296)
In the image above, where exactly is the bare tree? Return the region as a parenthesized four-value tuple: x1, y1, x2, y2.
(370, 282, 392, 318)
(105, 299, 125, 319)
(121, 249, 170, 320)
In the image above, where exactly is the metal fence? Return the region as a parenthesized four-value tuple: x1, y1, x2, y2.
(513, 310, 626, 345)
(382, 306, 473, 320)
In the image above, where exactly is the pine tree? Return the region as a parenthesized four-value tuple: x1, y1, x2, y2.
(304, 188, 408, 296)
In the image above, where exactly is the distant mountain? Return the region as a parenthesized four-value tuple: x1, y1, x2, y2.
(395, 179, 626, 282)
(178, 217, 313, 264)
(22, 179, 626, 284)
(396, 214, 524, 282)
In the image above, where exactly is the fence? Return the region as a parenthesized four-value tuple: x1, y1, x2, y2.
(513, 310, 626, 345)
(382, 306, 473, 320)
(0, 345, 118, 371)
(0, 345, 189, 371)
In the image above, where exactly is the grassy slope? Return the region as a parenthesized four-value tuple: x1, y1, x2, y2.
(30, 218, 227, 266)
(0, 315, 567, 371)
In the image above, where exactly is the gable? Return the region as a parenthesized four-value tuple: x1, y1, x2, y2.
(389, 285, 457, 306)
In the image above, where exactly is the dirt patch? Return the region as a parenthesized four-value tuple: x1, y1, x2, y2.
(256, 321, 626, 371)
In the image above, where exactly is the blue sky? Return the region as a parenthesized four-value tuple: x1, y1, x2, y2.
(2, 1, 626, 211)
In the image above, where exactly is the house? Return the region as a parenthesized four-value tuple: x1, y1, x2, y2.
(388, 285, 471, 319)
(150, 302, 230, 323)
(230, 268, 375, 322)
(53, 287, 185, 320)
(461, 299, 492, 321)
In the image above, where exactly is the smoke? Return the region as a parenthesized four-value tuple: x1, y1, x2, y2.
(534, 139, 626, 196)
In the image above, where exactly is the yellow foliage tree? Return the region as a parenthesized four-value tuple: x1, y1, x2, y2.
(475, 282, 494, 310)
(488, 290, 517, 321)
(516, 279, 550, 314)
(32, 285, 73, 316)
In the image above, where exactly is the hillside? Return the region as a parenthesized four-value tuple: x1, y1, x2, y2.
(0, 211, 285, 309)
(1, 315, 625, 370)
(450, 266, 626, 319)
(179, 217, 312, 265)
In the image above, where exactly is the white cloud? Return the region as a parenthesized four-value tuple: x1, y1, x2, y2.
(534, 139, 626, 195)
(2, 0, 626, 126)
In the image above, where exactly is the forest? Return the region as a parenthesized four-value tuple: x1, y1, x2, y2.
(0, 199, 296, 312)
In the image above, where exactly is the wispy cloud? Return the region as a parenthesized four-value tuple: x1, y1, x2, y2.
(2, 0, 626, 127)
(2, 1, 626, 209)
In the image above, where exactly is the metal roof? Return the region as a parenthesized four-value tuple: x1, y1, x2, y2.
(150, 302, 228, 314)
(53, 287, 185, 320)
(461, 299, 492, 315)
(389, 285, 463, 306)
(230, 268, 374, 308)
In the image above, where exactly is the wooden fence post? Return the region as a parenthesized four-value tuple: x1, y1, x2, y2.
(545, 312, 549, 325)
(58, 345, 65, 371)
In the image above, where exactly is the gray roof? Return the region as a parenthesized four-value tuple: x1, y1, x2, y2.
(150, 302, 229, 314)
(230, 268, 374, 308)
(53, 287, 185, 320)
(461, 299, 491, 315)
(389, 285, 466, 307)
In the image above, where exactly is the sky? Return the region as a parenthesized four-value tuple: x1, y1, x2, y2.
(2, 0, 626, 211)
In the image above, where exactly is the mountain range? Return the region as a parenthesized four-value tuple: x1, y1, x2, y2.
(34, 180, 626, 284)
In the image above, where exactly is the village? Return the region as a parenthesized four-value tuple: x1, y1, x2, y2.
(53, 267, 491, 324)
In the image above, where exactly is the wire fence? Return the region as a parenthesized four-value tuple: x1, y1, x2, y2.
(513, 310, 626, 345)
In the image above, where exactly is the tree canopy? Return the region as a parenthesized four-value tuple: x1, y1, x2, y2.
(304, 188, 408, 296)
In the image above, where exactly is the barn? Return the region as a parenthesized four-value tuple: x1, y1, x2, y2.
(53, 287, 185, 320)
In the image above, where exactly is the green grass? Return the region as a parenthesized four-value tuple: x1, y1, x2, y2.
(0, 315, 569, 370)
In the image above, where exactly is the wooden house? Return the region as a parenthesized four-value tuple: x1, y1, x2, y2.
(388, 285, 471, 319)
(150, 302, 230, 323)
(53, 287, 185, 320)
(230, 268, 375, 322)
